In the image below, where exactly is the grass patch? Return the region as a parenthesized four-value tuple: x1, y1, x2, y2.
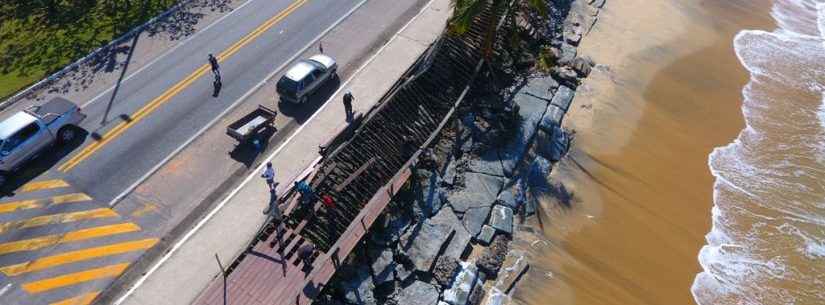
(0, 1, 179, 99)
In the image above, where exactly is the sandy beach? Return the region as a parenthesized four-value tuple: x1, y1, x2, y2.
(513, 1, 775, 304)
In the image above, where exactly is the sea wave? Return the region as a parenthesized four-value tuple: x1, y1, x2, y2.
(693, 0, 825, 304)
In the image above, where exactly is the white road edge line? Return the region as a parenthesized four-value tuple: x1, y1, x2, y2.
(80, 0, 258, 109)
(107, 0, 368, 207)
(112, 0, 437, 303)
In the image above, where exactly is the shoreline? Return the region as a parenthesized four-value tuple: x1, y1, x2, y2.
(514, 1, 775, 305)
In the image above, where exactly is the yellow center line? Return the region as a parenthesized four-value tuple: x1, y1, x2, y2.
(1, 238, 158, 276)
(0, 193, 92, 215)
(19, 180, 70, 193)
(57, 0, 310, 173)
(0, 208, 119, 235)
(22, 263, 129, 293)
(50, 291, 100, 305)
(0, 223, 141, 255)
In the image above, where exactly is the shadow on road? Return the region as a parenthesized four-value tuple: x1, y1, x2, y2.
(0, 128, 90, 196)
(277, 77, 341, 124)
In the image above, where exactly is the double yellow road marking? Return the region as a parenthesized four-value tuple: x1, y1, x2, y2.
(58, 0, 310, 172)
(19, 179, 70, 193)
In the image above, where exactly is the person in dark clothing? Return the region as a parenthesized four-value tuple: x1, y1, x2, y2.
(297, 243, 315, 267)
(208, 54, 220, 76)
(212, 74, 222, 97)
(342, 91, 354, 121)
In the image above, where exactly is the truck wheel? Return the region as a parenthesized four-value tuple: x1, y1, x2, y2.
(58, 126, 77, 144)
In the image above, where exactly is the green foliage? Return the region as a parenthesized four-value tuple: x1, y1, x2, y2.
(536, 46, 556, 73)
(0, 0, 177, 99)
(447, 0, 547, 60)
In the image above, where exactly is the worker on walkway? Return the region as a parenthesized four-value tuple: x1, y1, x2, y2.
(261, 162, 276, 191)
(343, 91, 354, 121)
(297, 243, 316, 267)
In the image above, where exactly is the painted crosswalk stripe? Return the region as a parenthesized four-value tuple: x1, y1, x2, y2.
(0, 193, 92, 215)
(22, 263, 129, 293)
(0, 208, 119, 235)
(0, 223, 141, 255)
(50, 291, 100, 305)
(1, 239, 158, 276)
(18, 180, 70, 193)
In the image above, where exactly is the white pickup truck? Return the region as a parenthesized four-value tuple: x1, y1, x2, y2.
(0, 97, 86, 185)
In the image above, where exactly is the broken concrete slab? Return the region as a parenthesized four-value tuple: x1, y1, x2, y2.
(371, 248, 397, 286)
(447, 172, 505, 213)
(443, 261, 480, 305)
(488, 205, 514, 235)
(394, 281, 440, 305)
(342, 266, 376, 305)
(477, 225, 496, 245)
(539, 105, 565, 131)
(494, 250, 530, 294)
(462, 206, 491, 237)
(550, 85, 575, 111)
(499, 112, 542, 177)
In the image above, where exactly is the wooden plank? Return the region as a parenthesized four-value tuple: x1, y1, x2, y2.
(334, 157, 376, 192)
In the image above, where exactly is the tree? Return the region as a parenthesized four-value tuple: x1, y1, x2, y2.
(448, 0, 546, 60)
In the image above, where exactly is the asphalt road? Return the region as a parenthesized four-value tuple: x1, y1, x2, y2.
(0, 0, 432, 303)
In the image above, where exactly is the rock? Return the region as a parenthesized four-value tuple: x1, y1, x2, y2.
(496, 189, 520, 210)
(462, 206, 491, 237)
(526, 157, 552, 192)
(443, 160, 458, 186)
(559, 43, 577, 64)
(394, 281, 439, 305)
(551, 66, 579, 87)
(550, 85, 575, 111)
(513, 92, 549, 121)
(342, 266, 376, 305)
(488, 205, 514, 235)
(537, 125, 569, 162)
(443, 262, 480, 305)
(447, 172, 504, 213)
(443, 215, 473, 262)
(395, 263, 414, 283)
(477, 225, 496, 245)
(539, 105, 565, 132)
(477, 235, 509, 277)
(468, 279, 486, 305)
(399, 212, 454, 273)
(494, 250, 530, 294)
(414, 169, 446, 218)
(466, 151, 505, 177)
(572, 56, 595, 78)
(371, 248, 397, 286)
(520, 77, 557, 101)
(371, 211, 412, 247)
(591, 0, 606, 8)
(482, 288, 510, 305)
(499, 112, 542, 177)
(565, 32, 582, 45)
(433, 256, 460, 288)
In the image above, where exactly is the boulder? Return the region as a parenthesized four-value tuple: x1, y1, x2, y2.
(371, 211, 411, 247)
(494, 250, 530, 294)
(443, 262, 480, 305)
(488, 205, 514, 235)
(513, 91, 550, 120)
(462, 206, 491, 237)
(499, 112, 542, 177)
(443, 160, 458, 186)
(496, 189, 520, 210)
(559, 43, 577, 64)
(442, 212, 472, 262)
(550, 86, 575, 111)
(447, 172, 504, 213)
(477, 225, 496, 246)
(539, 105, 565, 131)
(371, 248, 397, 286)
(341, 266, 376, 305)
(395, 263, 414, 284)
(520, 77, 557, 101)
(551, 66, 578, 87)
(394, 281, 440, 305)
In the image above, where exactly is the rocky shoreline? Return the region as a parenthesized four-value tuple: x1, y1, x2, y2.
(315, 1, 605, 305)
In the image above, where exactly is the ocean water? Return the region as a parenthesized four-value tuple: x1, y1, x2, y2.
(694, 1, 825, 304)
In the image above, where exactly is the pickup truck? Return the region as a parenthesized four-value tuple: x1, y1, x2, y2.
(0, 97, 87, 185)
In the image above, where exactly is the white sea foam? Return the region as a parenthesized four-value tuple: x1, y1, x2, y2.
(694, 0, 825, 304)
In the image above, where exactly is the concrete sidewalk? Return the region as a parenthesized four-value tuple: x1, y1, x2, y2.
(114, 0, 451, 304)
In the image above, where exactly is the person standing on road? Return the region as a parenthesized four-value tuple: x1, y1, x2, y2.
(212, 74, 222, 97)
(208, 54, 220, 77)
(261, 162, 276, 191)
(342, 91, 354, 121)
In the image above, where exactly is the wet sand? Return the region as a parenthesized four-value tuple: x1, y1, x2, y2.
(514, 1, 774, 304)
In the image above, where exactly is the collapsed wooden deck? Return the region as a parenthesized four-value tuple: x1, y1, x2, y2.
(191, 5, 501, 305)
